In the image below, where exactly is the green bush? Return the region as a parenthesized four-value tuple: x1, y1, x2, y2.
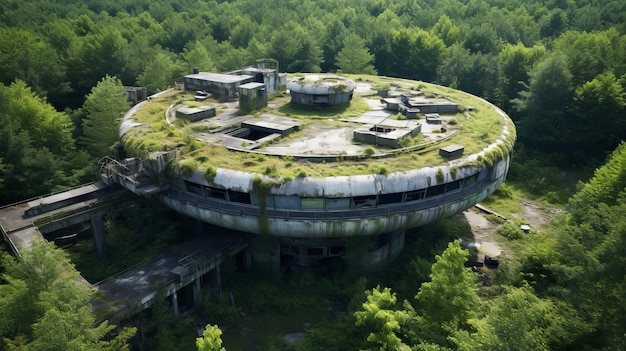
(496, 221, 524, 240)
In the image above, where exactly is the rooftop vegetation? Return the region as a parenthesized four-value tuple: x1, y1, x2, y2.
(121, 75, 515, 181)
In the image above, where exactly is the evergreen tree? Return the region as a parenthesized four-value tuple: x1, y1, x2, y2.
(335, 33, 376, 75)
(0, 241, 135, 350)
(79, 75, 130, 158)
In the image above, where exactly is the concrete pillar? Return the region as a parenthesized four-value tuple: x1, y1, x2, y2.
(90, 211, 106, 257)
(243, 248, 252, 271)
(171, 290, 179, 318)
(251, 235, 281, 274)
(389, 230, 406, 261)
(213, 263, 222, 296)
(193, 277, 202, 307)
(195, 219, 205, 236)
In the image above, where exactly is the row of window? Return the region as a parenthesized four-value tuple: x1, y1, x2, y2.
(184, 172, 480, 211)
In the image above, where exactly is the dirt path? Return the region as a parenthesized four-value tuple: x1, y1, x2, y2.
(461, 201, 560, 261)
(461, 209, 505, 260)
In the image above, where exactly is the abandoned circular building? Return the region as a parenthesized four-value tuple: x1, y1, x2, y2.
(103, 64, 516, 269)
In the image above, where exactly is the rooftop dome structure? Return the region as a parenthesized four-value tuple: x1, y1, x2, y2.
(105, 69, 516, 270)
(287, 75, 355, 105)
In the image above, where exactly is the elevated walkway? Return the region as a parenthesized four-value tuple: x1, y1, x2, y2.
(93, 232, 249, 323)
(0, 182, 132, 255)
(1, 180, 251, 324)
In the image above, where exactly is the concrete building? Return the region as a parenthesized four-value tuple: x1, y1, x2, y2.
(109, 69, 516, 271)
(184, 59, 285, 98)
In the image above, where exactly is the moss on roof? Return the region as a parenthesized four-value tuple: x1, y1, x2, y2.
(121, 74, 516, 181)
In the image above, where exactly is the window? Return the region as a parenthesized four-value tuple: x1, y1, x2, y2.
(326, 198, 350, 210)
(205, 187, 226, 200)
(353, 195, 377, 208)
(186, 181, 203, 196)
(405, 189, 426, 201)
(301, 198, 325, 209)
(307, 247, 324, 256)
(228, 190, 251, 204)
(379, 192, 403, 205)
(425, 184, 446, 198)
(446, 180, 461, 191)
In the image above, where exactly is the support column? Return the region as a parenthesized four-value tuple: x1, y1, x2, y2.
(195, 219, 205, 236)
(90, 211, 106, 257)
(213, 263, 222, 296)
(171, 290, 180, 318)
(251, 235, 281, 274)
(193, 277, 202, 307)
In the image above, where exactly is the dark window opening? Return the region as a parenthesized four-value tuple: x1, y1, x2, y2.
(228, 190, 251, 204)
(186, 181, 203, 196)
(446, 180, 461, 191)
(425, 184, 446, 198)
(206, 187, 226, 200)
(379, 192, 403, 205)
(281, 245, 300, 256)
(464, 174, 478, 186)
(329, 246, 346, 255)
(307, 247, 324, 256)
(405, 189, 426, 201)
(353, 195, 377, 208)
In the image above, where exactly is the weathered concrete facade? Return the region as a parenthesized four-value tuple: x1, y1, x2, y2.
(116, 70, 516, 269)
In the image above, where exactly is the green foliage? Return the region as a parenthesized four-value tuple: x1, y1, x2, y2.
(496, 221, 524, 240)
(413, 240, 480, 347)
(435, 168, 444, 183)
(0, 81, 92, 203)
(196, 324, 226, 351)
(335, 33, 377, 75)
(204, 166, 217, 182)
(354, 286, 412, 351)
(0, 241, 135, 350)
(80, 75, 130, 158)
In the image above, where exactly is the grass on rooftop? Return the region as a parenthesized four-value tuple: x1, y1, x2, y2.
(121, 75, 515, 180)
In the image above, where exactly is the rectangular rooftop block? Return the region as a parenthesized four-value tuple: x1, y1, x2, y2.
(439, 144, 465, 158)
(176, 106, 216, 122)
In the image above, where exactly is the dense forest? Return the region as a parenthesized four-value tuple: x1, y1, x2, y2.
(0, 0, 625, 350)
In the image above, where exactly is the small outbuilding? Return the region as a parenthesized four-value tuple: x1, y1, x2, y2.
(239, 82, 268, 112)
(175, 105, 216, 122)
(439, 144, 465, 158)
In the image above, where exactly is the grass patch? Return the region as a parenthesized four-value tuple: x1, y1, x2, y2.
(122, 75, 514, 180)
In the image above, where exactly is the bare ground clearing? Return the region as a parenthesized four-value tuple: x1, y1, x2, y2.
(460, 201, 563, 261)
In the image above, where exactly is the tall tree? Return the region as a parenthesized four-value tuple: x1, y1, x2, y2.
(0, 241, 135, 350)
(79, 75, 130, 158)
(137, 52, 180, 94)
(514, 53, 573, 158)
(180, 41, 217, 74)
(0, 81, 85, 203)
(335, 33, 376, 75)
(412, 240, 480, 347)
(354, 286, 412, 351)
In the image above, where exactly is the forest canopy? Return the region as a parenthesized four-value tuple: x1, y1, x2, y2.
(1, 1, 625, 350)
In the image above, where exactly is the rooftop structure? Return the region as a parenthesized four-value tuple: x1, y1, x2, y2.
(107, 69, 516, 270)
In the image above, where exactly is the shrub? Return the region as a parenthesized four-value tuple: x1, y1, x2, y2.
(496, 221, 524, 240)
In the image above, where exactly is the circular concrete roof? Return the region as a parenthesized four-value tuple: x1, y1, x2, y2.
(120, 74, 516, 184)
(287, 75, 356, 95)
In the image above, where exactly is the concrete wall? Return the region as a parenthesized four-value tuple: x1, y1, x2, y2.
(158, 156, 510, 238)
